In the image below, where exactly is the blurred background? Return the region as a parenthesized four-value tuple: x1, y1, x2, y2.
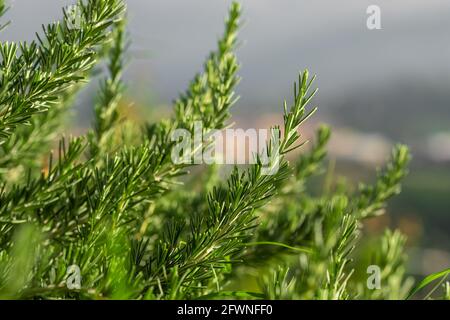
(1, 0, 449, 277)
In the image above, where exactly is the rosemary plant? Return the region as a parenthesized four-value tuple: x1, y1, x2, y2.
(0, 0, 448, 300)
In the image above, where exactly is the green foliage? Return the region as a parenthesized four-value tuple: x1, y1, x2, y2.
(354, 230, 413, 299)
(0, 0, 125, 182)
(407, 267, 450, 300)
(0, 1, 446, 300)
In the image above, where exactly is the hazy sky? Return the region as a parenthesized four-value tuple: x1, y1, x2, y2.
(1, 0, 450, 114)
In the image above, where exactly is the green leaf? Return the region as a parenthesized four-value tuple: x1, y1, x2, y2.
(406, 268, 450, 300)
(244, 241, 313, 254)
(195, 291, 265, 300)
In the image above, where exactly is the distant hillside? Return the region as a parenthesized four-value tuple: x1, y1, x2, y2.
(327, 79, 450, 143)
